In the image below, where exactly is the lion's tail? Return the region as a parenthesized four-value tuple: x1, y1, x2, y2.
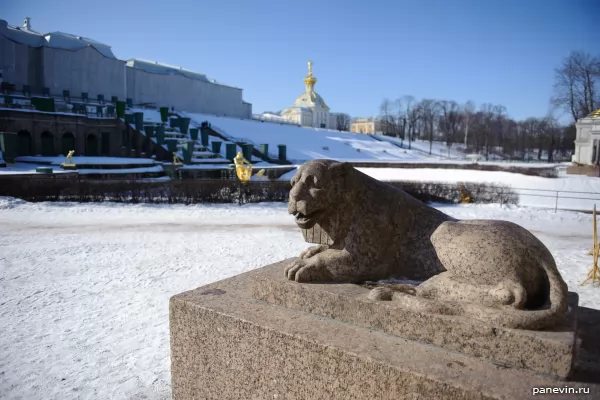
(467, 258, 569, 330)
(392, 259, 569, 331)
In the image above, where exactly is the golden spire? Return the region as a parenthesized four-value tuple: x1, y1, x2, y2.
(304, 59, 317, 94)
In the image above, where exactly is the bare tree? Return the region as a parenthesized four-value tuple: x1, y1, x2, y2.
(418, 99, 439, 154)
(438, 100, 463, 155)
(462, 100, 476, 149)
(379, 98, 396, 136)
(492, 104, 507, 155)
(406, 99, 421, 149)
(366, 51, 585, 162)
(552, 51, 600, 122)
(478, 103, 495, 160)
(519, 118, 541, 161)
(335, 113, 351, 131)
(395, 95, 415, 146)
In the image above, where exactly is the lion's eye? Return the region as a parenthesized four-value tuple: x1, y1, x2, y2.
(302, 175, 318, 187)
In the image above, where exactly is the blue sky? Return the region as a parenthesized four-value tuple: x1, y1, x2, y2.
(3, 0, 598, 121)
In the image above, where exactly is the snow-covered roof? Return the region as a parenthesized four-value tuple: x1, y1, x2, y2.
(44, 31, 116, 58)
(126, 59, 210, 83)
(125, 59, 243, 90)
(0, 19, 44, 46)
(0, 19, 117, 59)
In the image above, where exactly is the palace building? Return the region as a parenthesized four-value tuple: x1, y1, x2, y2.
(572, 109, 600, 165)
(0, 17, 252, 118)
(279, 61, 338, 130)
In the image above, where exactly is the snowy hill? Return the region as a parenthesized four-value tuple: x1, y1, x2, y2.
(131, 108, 570, 166)
(178, 111, 437, 163)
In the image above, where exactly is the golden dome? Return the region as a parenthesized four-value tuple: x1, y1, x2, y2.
(304, 75, 316, 86)
(282, 60, 330, 112)
(589, 108, 600, 118)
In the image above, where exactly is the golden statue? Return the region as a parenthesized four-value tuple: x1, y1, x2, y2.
(233, 151, 266, 182)
(173, 152, 183, 166)
(459, 185, 472, 204)
(233, 151, 253, 182)
(61, 150, 75, 167)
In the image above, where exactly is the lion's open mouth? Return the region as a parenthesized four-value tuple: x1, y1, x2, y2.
(293, 210, 323, 225)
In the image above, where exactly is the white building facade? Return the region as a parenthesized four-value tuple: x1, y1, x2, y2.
(0, 17, 252, 119)
(280, 61, 337, 129)
(125, 59, 251, 118)
(572, 109, 600, 165)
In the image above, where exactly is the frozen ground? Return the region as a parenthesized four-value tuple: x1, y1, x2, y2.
(357, 168, 600, 211)
(1, 199, 599, 399)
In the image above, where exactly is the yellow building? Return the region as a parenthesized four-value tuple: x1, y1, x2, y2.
(351, 118, 382, 134)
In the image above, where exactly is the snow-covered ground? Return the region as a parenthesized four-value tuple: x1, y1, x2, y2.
(0, 198, 598, 399)
(357, 168, 600, 211)
(0, 158, 162, 176)
(14, 156, 158, 166)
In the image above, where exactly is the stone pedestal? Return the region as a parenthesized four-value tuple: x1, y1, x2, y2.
(170, 259, 598, 400)
(253, 262, 580, 379)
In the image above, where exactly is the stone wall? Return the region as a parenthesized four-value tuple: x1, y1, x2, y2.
(0, 109, 169, 160)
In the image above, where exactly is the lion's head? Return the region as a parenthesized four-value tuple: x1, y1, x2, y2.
(288, 160, 352, 229)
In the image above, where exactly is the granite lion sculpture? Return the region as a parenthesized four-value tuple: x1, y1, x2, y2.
(285, 160, 568, 330)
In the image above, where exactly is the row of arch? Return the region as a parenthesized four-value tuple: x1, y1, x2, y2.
(16, 130, 104, 157)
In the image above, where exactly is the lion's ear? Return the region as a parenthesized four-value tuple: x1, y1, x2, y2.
(328, 162, 352, 179)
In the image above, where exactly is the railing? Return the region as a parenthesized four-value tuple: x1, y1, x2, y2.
(387, 181, 600, 213)
(510, 187, 600, 212)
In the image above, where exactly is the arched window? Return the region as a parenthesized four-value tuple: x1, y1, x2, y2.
(62, 132, 75, 156)
(16, 130, 32, 156)
(86, 134, 99, 156)
(41, 131, 55, 156)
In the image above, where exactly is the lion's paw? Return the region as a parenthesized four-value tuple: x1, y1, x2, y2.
(299, 244, 329, 259)
(284, 258, 331, 282)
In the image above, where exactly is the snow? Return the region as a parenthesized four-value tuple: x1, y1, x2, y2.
(376, 135, 468, 160)
(129, 108, 164, 124)
(0, 199, 598, 399)
(180, 111, 437, 163)
(357, 168, 600, 211)
(77, 165, 164, 175)
(179, 163, 232, 170)
(0, 164, 74, 175)
(14, 156, 158, 166)
(125, 108, 571, 169)
(277, 169, 297, 181)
